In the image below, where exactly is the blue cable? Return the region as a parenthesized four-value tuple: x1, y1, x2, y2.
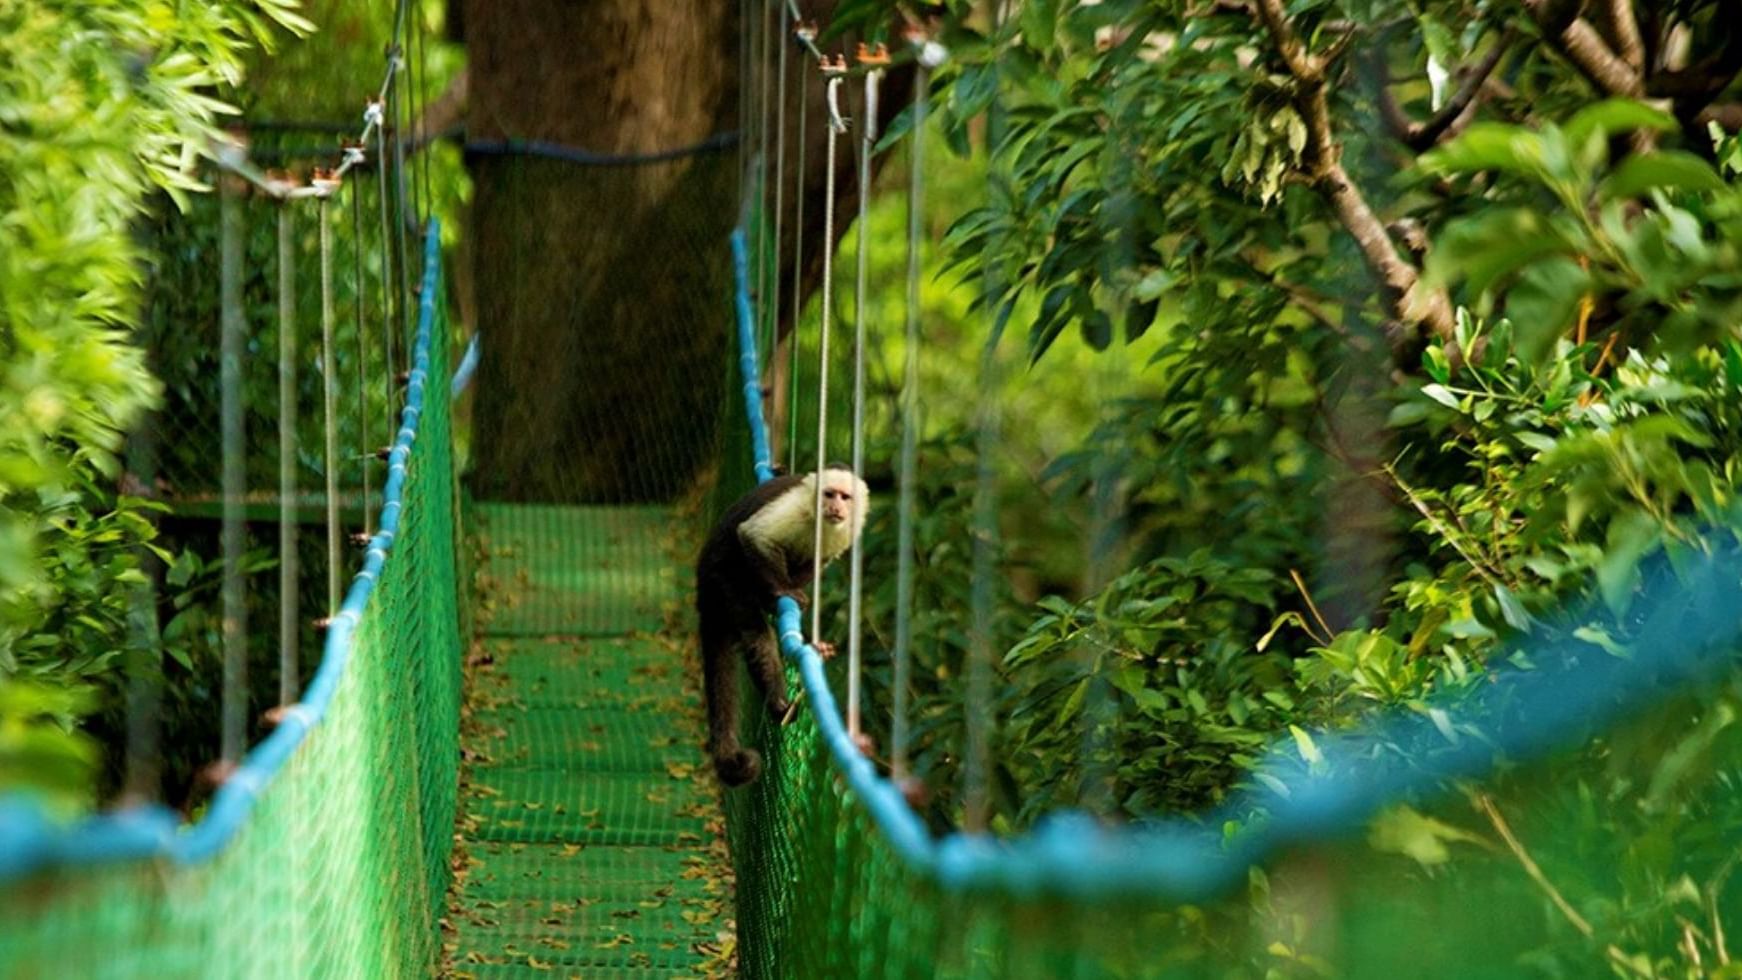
(0, 219, 446, 882)
(728, 222, 1742, 899)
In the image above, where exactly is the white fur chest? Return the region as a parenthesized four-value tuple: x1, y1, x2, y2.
(738, 473, 866, 566)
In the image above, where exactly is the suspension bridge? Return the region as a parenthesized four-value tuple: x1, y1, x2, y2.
(2, 4, 1741, 979)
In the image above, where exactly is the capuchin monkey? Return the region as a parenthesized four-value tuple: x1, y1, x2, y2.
(696, 465, 869, 787)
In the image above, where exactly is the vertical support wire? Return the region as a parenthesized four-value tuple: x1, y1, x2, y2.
(407, 0, 429, 226)
(769, 0, 790, 439)
(351, 174, 373, 537)
(320, 194, 341, 615)
(1078, 110, 1137, 816)
(812, 70, 847, 646)
(846, 64, 882, 740)
(964, 28, 1009, 833)
(892, 58, 930, 780)
(963, 305, 1003, 833)
(277, 201, 300, 708)
(374, 100, 400, 434)
(219, 173, 248, 765)
(787, 37, 809, 475)
(738, 0, 753, 219)
(390, 49, 415, 360)
(757, 0, 776, 361)
(122, 371, 164, 802)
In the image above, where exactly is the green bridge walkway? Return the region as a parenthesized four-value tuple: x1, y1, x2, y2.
(444, 503, 733, 978)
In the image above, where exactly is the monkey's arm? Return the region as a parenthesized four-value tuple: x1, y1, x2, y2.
(738, 524, 802, 601)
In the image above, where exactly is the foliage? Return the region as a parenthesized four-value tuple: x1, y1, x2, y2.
(0, 0, 308, 808)
(813, 0, 1742, 972)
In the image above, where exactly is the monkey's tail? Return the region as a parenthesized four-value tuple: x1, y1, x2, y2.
(712, 746, 762, 787)
(702, 602, 763, 788)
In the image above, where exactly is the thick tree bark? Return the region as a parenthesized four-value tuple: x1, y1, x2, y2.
(463, 0, 912, 501)
(465, 0, 740, 503)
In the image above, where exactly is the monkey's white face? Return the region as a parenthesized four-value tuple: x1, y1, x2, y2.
(741, 468, 869, 566)
(820, 482, 856, 526)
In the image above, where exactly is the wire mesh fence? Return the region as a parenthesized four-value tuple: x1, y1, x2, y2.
(0, 223, 460, 978)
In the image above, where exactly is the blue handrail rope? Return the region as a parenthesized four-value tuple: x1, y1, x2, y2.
(729, 225, 1742, 900)
(450, 332, 480, 399)
(464, 132, 741, 167)
(0, 220, 445, 882)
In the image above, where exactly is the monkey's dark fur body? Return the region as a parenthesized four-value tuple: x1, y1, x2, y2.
(695, 475, 813, 787)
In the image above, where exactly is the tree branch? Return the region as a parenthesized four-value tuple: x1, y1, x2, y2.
(1700, 102, 1742, 133)
(1647, 33, 1742, 114)
(1253, 0, 1322, 82)
(1476, 794, 1656, 980)
(1600, 0, 1645, 71)
(1253, 4, 1457, 350)
(1416, 36, 1514, 148)
(1523, 0, 1644, 96)
(1376, 32, 1513, 151)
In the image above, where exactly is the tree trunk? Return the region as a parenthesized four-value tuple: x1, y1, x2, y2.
(465, 0, 740, 503)
(463, 0, 912, 501)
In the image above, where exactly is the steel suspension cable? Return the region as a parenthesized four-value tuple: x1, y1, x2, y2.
(811, 65, 847, 645)
(218, 173, 248, 767)
(350, 168, 372, 539)
(276, 202, 301, 708)
(411, 2, 432, 224)
(769, 0, 790, 425)
(787, 20, 816, 474)
(318, 184, 341, 616)
(757, 0, 776, 360)
(846, 53, 884, 741)
(372, 99, 400, 437)
(892, 36, 943, 779)
(964, 30, 1010, 834)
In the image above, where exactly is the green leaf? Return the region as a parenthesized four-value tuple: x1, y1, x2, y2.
(1368, 805, 1484, 866)
(1571, 625, 1629, 657)
(1597, 510, 1660, 615)
(1420, 383, 1460, 410)
(1598, 151, 1725, 202)
(1123, 297, 1159, 342)
(1028, 285, 1074, 364)
(1420, 123, 1545, 178)
(1504, 257, 1591, 364)
(1492, 585, 1532, 631)
(1288, 725, 1322, 766)
(1563, 99, 1678, 149)
(1426, 207, 1571, 296)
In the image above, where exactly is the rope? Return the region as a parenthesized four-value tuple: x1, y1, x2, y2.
(351, 175, 373, 538)
(211, 45, 399, 198)
(463, 133, 741, 167)
(738, 0, 753, 219)
(787, 2, 823, 60)
(962, 32, 1009, 831)
(846, 61, 882, 740)
(320, 196, 341, 616)
(277, 202, 301, 709)
(770, 0, 790, 416)
(218, 175, 248, 766)
(891, 53, 931, 780)
(757, 0, 776, 361)
(375, 106, 400, 431)
(412, 2, 432, 223)
(450, 333, 480, 399)
(812, 68, 847, 644)
(787, 30, 810, 474)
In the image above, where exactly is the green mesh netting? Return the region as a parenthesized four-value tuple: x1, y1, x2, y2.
(442, 145, 739, 978)
(0, 232, 460, 979)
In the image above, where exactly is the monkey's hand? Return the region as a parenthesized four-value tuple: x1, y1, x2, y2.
(812, 639, 837, 659)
